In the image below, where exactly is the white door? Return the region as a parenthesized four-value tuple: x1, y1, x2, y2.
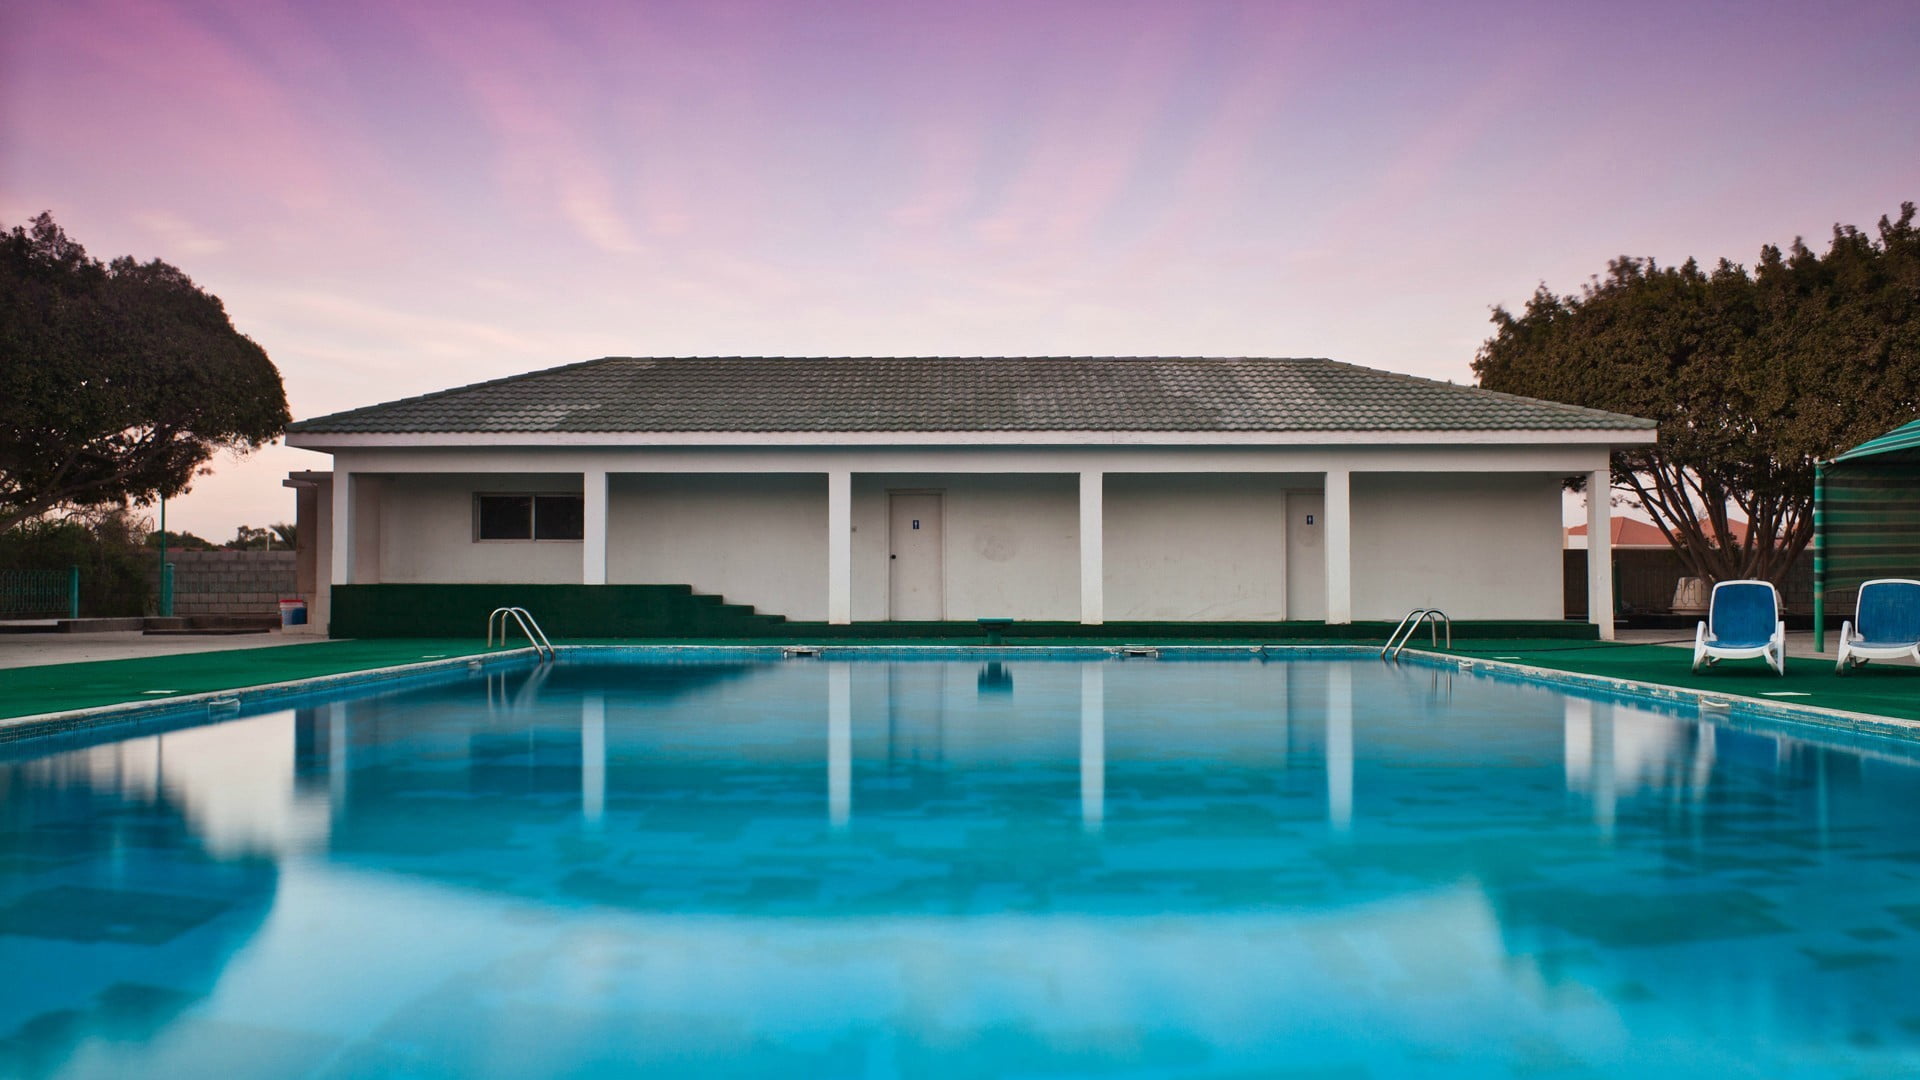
(1286, 492, 1326, 621)
(889, 493, 944, 620)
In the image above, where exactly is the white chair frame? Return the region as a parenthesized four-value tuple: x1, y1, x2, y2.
(1691, 579, 1786, 676)
(1836, 578, 1920, 673)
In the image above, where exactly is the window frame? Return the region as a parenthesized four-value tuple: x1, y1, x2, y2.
(472, 492, 586, 543)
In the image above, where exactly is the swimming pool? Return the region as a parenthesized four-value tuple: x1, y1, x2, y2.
(1, 653, 1917, 1077)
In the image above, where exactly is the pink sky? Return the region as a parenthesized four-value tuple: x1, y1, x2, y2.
(3, 0, 1917, 539)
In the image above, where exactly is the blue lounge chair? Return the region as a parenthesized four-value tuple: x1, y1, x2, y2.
(1691, 579, 1785, 675)
(1836, 578, 1920, 673)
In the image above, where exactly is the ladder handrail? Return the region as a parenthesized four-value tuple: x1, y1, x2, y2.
(487, 606, 555, 662)
(1382, 608, 1452, 660)
(1381, 609, 1430, 658)
(508, 609, 555, 661)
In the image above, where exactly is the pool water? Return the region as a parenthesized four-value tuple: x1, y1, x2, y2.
(2, 654, 1918, 1078)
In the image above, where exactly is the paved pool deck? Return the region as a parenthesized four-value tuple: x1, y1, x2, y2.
(0, 628, 320, 669)
(2, 629, 1917, 730)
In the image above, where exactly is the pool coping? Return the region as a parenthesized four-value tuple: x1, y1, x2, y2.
(0, 643, 1366, 742)
(3, 641, 1917, 748)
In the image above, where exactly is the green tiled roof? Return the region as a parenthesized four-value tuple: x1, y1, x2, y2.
(287, 356, 1656, 435)
(1835, 417, 1920, 463)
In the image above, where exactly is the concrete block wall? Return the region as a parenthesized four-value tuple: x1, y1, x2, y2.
(147, 550, 298, 616)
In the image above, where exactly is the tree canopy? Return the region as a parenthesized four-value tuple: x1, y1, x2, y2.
(0, 213, 289, 532)
(225, 523, 295, 550)
(1474, 203, 1920, 587)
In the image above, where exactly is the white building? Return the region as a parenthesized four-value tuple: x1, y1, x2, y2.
(284, 356, 1653, 637)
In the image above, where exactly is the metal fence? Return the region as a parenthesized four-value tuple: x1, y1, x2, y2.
(0, 567, 77, 619)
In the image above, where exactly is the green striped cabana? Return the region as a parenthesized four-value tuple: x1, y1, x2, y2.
(1818, 418, 1920, 651)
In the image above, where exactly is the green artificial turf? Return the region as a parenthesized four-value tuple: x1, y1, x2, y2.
(0, 639, 498, 721)
(1425, 638, 1920, 724)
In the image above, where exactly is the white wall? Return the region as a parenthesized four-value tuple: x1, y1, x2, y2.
(1350, 473, 1565, 620)
(374, 473, 584, 585)
(1103, 474, 1290, 620)
(608, 474, 828, 619)
(351, 476, 383, 583)
(309, 444, 1608, 627)
(852, 474, 1079, 620)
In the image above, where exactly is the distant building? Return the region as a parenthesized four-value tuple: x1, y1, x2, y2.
(1564, 517, 1749, 551)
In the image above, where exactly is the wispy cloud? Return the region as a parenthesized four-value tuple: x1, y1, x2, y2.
(391, 2, 647, 256)
(131, 210, 227, 257)
(5, 0, 1918, 536)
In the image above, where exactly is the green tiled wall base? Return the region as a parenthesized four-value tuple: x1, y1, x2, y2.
(328, 584, 784, 639)
(329, 585, 1596, 641)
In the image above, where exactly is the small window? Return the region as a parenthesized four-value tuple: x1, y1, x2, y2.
(477, 495, 533, 540)
(534, 495, 584, 540)
(475, 494, 583, 541)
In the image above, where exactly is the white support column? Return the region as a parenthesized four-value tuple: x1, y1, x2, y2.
(330, 469, 354, 585)
(1079, 470, 1104, 625)
(582, 468, 608, 585)
(1594, 702, 1617, 838)
(827, 470, 852, 625)
(1324, 468, 1352, 624)
(313, 477, 335, 633)
(1327, 663, 1352, 832)
(1080, 664, 1105, 832)
(1564, 697, 1593, 794)
(828, 664, 851, 828)
(581, 693, 605, 829)
(327, 701, 349, 817)
(1586, 469, 1615, 641)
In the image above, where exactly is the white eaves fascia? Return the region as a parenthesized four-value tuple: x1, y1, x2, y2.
(286, 427, 1656, 451)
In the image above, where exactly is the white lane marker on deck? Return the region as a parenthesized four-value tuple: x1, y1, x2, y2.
(140, 690, 178, 695)
(1760, 691, 1812, 697)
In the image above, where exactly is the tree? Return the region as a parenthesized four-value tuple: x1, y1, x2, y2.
(0, 213, 290, 532)
(145, 529, 216, 551)
(0, 508, 153, 617)
(1474, 203, 1920, 589)
(225, 523, 294, 550)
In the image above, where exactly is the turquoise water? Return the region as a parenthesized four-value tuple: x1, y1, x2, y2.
(2, 654, 1919, 1078)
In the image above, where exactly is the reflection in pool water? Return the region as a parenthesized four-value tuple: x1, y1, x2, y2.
(1, 656, 1918, 1077)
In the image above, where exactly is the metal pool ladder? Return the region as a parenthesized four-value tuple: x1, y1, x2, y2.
(488, 606, 556, 663)
(1382, 608, 1450, 660)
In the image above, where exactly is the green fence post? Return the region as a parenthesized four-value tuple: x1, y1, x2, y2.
(68, 565, 80, 619)
(1813, 462, 1826, 654)
(157, 494, 169, 617)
